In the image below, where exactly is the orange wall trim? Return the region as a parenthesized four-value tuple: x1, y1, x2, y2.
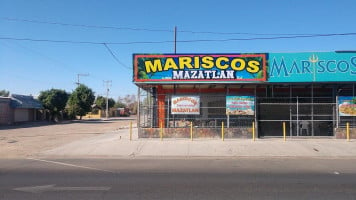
(157, 86, 166, 127)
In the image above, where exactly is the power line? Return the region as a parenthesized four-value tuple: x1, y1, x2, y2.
(178, 30, 312, 36)
(1, 17, 347, 36)
(103, 43, 130, 70)
(1, 39, 116, 85)
(1, 32, 356, 46)
(1, 31, 356, 72)
(0, 36, 170, 45)
(0, 37, 105, 45)
(0, 37, 133, 70)
(1, 39, 77, 75)
(176, 33, 356, 42)
(1, 17, 172, 33)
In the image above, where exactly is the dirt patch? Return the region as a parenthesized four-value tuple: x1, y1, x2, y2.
(0, 117, 136, 158)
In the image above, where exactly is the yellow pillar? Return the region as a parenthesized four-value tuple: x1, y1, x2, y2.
(190, 121, 193, 141)
(157, 86, 166, 128)
(160, 121, 163, 141)
(252, 121, 255, 141)
(221, 122, 224, 141)
(283, 122, 286, 141)
(347, 122, 350, 142)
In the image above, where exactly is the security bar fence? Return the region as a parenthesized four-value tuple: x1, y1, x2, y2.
(257, 97, 336, 137)
(137, 85, 356, 139)
(140, 95, 254, 128)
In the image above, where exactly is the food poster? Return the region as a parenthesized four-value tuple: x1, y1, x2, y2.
(338, 96, 356, 116)
(226, 96, 255, 115)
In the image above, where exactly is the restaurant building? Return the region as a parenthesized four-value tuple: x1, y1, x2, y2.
(133, 52, 356, 138)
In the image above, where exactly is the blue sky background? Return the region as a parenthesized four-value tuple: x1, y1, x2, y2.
(1, 0, 356, 100)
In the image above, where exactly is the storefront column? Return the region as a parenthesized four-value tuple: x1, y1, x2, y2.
(137, 87, 141, 131)
(157, 86, 166, 127)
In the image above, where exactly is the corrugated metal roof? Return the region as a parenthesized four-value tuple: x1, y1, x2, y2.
(0, 97, 12, 103)
(10, 94, 43, 109)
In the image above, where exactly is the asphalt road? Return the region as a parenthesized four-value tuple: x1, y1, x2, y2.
(1, 158, 356, 200)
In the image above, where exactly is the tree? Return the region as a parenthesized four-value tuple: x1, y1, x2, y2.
(38, 89, 69, 121)
(68, 84, 95, 119)
(122, 94, 138, 114)
(0, 90, 10, 97)
(95, 96, 115, 109)
(114, 98, 126, 108)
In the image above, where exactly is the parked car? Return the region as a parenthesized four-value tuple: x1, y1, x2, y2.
(117, 108, 130, 117)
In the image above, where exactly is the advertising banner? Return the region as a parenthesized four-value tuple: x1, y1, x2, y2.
(338, 96, 356, 116)
(171, 96, 200, 115)
(134, 54, 267, 83)
(226, 96, 255, 115)
(269, 52, 356, 82)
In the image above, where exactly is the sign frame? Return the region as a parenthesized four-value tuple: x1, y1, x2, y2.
(171, 95, 200, 115)
(134, 54, 267, 84)
(226, 96, 255, 116)
(338, 96, 356, 116)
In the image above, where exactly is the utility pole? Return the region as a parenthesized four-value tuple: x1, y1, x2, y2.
(103, 80, 112, 119)
(76, 73, 89, 86)
(174, 26, 177, 54)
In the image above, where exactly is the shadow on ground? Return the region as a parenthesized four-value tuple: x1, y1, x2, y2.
(0, 117, 136, 130)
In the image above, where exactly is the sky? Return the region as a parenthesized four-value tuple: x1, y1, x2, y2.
(1, 0, 356, 100)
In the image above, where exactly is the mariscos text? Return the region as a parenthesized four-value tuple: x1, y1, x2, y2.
(134, 54, 267, 82)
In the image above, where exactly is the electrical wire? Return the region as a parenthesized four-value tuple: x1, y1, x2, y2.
(178, 30, 313, 36)
(0, 37, 171, 45)
(2, 33, 355, 70)
(1, 40, 77, 74)
(176, 33, 356, 42)
(0, 17, 341, 36)
(0, 37, 105, 45)
(1, 32, 356, 46)
(1, 40, 118, 85)
(1, 17, 172, 33)
(103, 43, 131, 70)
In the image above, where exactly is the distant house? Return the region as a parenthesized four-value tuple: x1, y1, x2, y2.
(0, 94, 43, 125)
(0, 97, 13, 125)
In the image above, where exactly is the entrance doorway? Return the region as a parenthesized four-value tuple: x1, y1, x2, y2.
(257, 96, 335, 137)
(290, 97, 334, 137)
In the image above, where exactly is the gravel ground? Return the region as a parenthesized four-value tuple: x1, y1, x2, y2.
(0, 117, 136, 158)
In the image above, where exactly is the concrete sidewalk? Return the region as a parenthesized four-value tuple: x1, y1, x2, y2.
(39, 128, 356, 158)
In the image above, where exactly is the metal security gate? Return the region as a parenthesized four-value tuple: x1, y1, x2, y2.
(258, 97, 335, 137)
